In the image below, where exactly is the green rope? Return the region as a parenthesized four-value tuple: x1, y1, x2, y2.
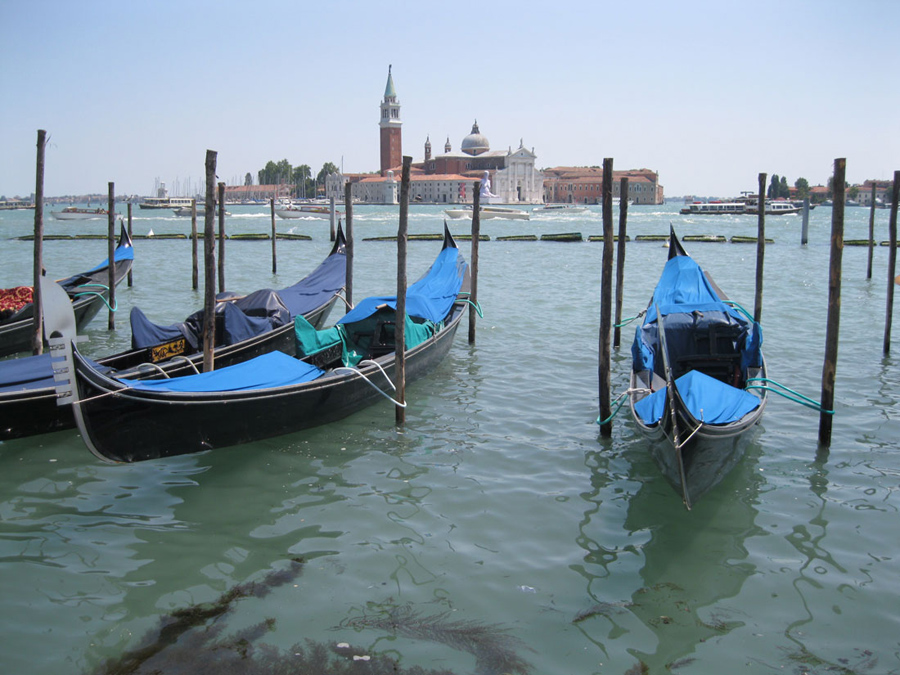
(746, 377, 833, 414)
(72, 283, 117, 312)
(596, 391, 628, 426)
(462, 299, 484, 318)
(722, 300, 755, 323)
(614, 314, 641, 329)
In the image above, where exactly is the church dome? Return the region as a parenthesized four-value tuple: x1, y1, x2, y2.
(461, 121, 490, 156)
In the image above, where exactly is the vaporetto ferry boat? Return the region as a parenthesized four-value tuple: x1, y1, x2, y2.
(139, 196, 194, 210)
(679, 202, 747, 215)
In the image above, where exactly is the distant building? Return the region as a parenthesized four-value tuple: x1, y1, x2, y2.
(542, 167, 664, 205)
(325, 67, 661, 206)
(326, 69, 543, 205)
(855, 179, 893, 207)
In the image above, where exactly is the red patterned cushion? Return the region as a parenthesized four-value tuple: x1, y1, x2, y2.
(0, 286, 34, 313)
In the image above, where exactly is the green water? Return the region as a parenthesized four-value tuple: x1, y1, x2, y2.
(0, 202, 897, 674)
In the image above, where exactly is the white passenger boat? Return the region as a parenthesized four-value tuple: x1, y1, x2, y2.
(274, 204, 340, 220)
(444, 206, 530, 221)
(172, 206, 228, 217)
(532, 204, 589, 214)
(743, 200, 801, 215)
(51, 207, 109, 221)
(679, 202, 748, 215)
(139, 196, 194, 210)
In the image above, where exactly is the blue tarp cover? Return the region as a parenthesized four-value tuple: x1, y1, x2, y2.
(338, 247, 464, 325)
(631, 255, 763, 377)
(645, 256, 734, 323)
(0, 352, 107, 393)
(633, 369, 761, 425)
(119, 350, 324, 393)
(277, 249, 345, 317)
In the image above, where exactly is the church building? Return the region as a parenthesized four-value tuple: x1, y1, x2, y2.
(326, 68, 543, 205)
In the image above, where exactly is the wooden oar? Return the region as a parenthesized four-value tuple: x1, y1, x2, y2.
(656, 304, 692, 510)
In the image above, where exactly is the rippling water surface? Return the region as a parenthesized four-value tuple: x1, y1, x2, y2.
(1, 202, 898, 674)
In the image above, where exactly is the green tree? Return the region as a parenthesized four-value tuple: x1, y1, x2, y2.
(794, 177, 810, 200)
(293, 164, 312, 199)
(768, 174, 780, 199)
(779, 176, 789, 199)
(316, 162, 339, 185)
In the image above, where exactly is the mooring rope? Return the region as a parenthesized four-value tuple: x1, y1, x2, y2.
(614, 309, 645, 329)
(746, 377, 833, 414)
(71, 283, 117, 311)
(332, 360, 407, 408)
(595, 387, 651, 425)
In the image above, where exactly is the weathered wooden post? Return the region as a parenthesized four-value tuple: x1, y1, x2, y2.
(469, 180, 481, 344)
(217, 182, 226, 294)
(107, 182, 116, 330)
(613, 176, 629, 349)
(754, 173, 766, 323)
(126, 202, 133, 286)
(598, 158, 614, 437)
(202, 151, 217, 373)
(329, 196, 336, 242)
(867, 181, 877, 279)
(801, 198, 810, 245)
(395, 156, 412, 425)
(31, 129, 46, 355)
(819, 158, 845, 447)
(271, 196, 277, 274)
(884, 170, 899, 355)
(344, 180, 354, 307)
(191, 199, 199, 290)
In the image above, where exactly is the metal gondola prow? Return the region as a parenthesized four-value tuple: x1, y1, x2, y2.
(655, 303, 692, 510)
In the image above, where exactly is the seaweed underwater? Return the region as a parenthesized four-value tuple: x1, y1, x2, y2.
(85, 559, 533, 675)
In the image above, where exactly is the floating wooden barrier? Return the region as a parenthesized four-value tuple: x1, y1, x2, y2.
(496, 234, 537, 241)
(880, 240, 900, 247)
(276, 233, 312, 241)
(587, 235, 631, 242)
(453, 233, 490, 241)
(541, 232, 583, 242)
(731, 236, 774, 244)
(683, 234, 726, 243)
(230, 233, 269, 241)
(635, 234, 669, 242)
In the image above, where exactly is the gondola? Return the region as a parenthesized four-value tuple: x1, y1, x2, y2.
(628, 227, 767, 508)
(45, 225, 468, 462)
(0, 228, 346, 441)
(0, 224, 134, 358)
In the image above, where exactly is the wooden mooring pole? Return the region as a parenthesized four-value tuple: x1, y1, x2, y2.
(598, 157, 614, 437)
(469, 181, 481, 344)
(217, 182, 226, 294)
(883, 170, 899, 355)
(754, 173, 766, 323)
(107, 182, 116, 331)
(867, 181, 877, 279)
(329, 196, 336, 242)
(819, 158, 845, 447)
(801, 198, 810, 245)
(31, 129, 46, 355)
(191, 198, 199, 291)
(613, 177, 629, 349)
(344, 181, 354, 307)
(126, 202, 133, 286)
(270, 196, 277, 274)
(202, 151, 217, 373)
(395, 156, 412, 425)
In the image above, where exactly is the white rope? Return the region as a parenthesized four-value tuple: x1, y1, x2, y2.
(332, 361, 407, 408)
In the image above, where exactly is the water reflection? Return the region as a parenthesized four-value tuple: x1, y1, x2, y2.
(575, 435, 766, 671)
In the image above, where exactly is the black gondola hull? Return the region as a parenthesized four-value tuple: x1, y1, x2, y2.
(72, 304, 463, 462)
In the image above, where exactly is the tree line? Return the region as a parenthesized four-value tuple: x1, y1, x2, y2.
(247, 160, 339, 199)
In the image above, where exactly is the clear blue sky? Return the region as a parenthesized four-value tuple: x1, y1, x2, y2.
(2, 0, 898, 199)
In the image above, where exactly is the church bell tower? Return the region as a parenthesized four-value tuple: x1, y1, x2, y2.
(379, 65, 402, 176)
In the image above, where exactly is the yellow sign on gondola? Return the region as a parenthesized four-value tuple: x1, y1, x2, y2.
(150, 339, 186, 362)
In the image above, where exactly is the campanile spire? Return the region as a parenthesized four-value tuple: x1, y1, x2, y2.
(379, 65, 402, 176)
